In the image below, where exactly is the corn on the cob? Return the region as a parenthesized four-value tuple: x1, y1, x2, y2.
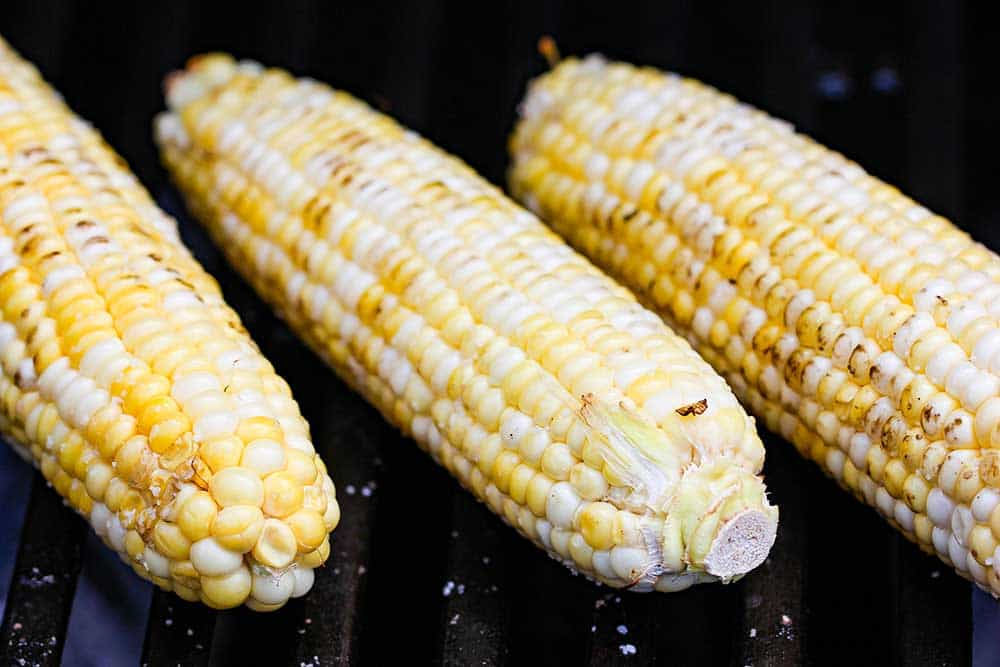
(155, 54, 778, 592)
(0, 37, 338, 610)
(509, 54, 1000, 593)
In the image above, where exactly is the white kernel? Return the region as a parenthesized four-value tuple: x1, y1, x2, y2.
(251, 568, 295, 606)
(143, 547, 170, 579)
(848, 433, 871, 470)
(925, 343, 965, 388)
(931, 526, 949, 557)
(926, 488, 956, 529)
(291, 566, 315, 598)
(89, 503, 111, 537)
(545, 482, 581, 529)
(973, 489, 1000, 523)
(892, 314, 934, 359)
(951, 505, 974, 547)
(194, 412, 239, 441)
(41, 265, 85, 296)
(190, 537, 243, 576)
(893, 501, 914, 533)
(106, 516, 127, 553)
(499, 410, 534, 447)
(948, 535, 969, 573)
(609, 546, 647, 582)
(241, 439, 287, 475)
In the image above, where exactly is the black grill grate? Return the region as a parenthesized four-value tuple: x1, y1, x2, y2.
(0, 1, 995, 664)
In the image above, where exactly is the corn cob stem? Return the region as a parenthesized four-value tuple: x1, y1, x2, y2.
(509, 54, 1000, 594)
(156, 54, 777, 591)
(0, 37, 338, 610)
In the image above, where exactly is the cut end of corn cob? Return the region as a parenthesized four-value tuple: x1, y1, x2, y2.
(0, 36, 337, 610)
(580, 395, 776, 577)
(156, 53, 777, 591)
(510, 54, 1000, 595)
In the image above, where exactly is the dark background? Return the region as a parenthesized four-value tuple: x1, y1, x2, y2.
(1, 1, 998, 665)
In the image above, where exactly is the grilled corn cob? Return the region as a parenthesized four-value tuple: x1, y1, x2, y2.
(0, 37, 338, 610)
(155, 54, 778, 591)
(509, 54, 1000, 593)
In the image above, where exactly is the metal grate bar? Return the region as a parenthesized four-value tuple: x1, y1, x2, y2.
(436, 496, 509, 666)
(0, 478, 85, 667)
(734, 438, 806, 666)
(141, 593, 216, 667)
(288, 384, 384, 666)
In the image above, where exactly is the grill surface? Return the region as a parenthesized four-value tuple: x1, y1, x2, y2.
(0, 1, 999, 665)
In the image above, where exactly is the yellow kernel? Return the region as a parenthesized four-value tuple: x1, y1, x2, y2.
(84, 461, 113, 501)
(200, 566, 251, 609)
(200, 435, 245, 473)
(149, 416, 191, 454)
(322, 494, 340, 532)
(287, 509, 327, 551)
(210, 466, 265, 508)
(114, 435, 153, 486)
(525, 474, 553, 517)
(579, 502, 617, 550)
(212, 505, 265, 553)
(177, 491, 218, 542)
(969, 525, 997, 566)
(96, 415, 137, 460)
(123, 373, 171, 416)
(508, 464, 535, 505)
(491, 451, 520, 494)
(285, 450, 318, 485)
(236, 416, 283, 444)
(125, 530, 145, 559)
(297, 535, 330, 569)
(138, 395, 183, 434)
(153, 522, 192, 561)
(252, 518, 297, 568)
(262, 471, 304, 518)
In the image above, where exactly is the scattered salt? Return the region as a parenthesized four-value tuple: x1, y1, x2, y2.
(620, 644, 637, 656)
(616, 624, 628, 635)
(749, 628, 757, 638)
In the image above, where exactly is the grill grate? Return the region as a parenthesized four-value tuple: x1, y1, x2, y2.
(0, 0, 995, 664)
(0, 190, 976, 667)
